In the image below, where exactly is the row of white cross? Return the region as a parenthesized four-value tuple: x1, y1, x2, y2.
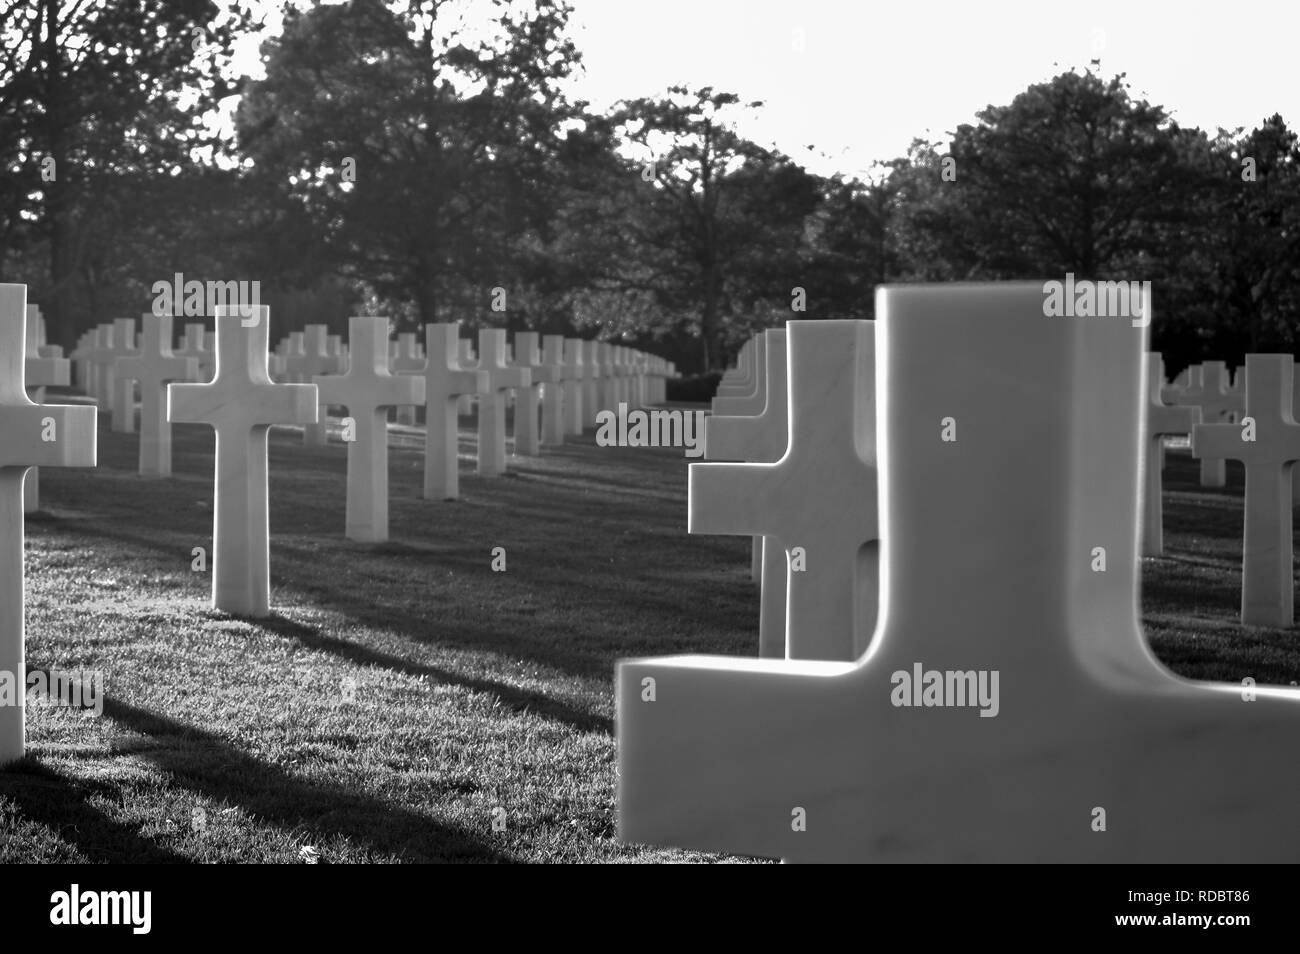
(1145, 353, 1300, 627)
(616, 284, 1300, 862)
(0, 286, 676, 764)
(60, 306, 674, 559)
(67, 316, 673, 469)
(699, 335, 1300, 649)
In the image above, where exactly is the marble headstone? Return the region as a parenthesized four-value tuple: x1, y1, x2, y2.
(116, 313, 199, 477)
(1193, 354, 1300, 627)
(168, 306, 318, 617)
(315, 316, 424, 542)
(0, 284, 98, 764)
(619, 282, 1300, 863)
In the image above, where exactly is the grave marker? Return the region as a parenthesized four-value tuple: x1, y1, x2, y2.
(315, 316, 424, 542)
(1294, 364, 1300, 505)
(1178, 361, 1242, 487)
(23, 304, 70, 512)
(692, 321, 876, 661)
(598, 344, 615, 411)
(283, 325, 337, 446)
(513, 332, 558, 457)
(563, 339, 585, 435)
(717, 337, 757, 398)
(110, 317, 140, 433)
(1193, 354, 1300, 627)
(701, 328, 790, 655)
(469, 329, 530, 476)
(0, 284, 98, 764)
(168, 306, 318, 617)
(85, 323, 120, 410)
(583, 340, 603, 428)
(457, 340, 476, 416)
(541, 335, 568, 444)
(420, 324, 488, 500)
(116, 313, 199, 477)
(177, 322, 214, 382)
(69, 330, 94, 395)
(1142, 353, 1200, 556)
(713, 333, 767, 416)
(389, 332, 424, 427)
(617, 281, 1300, 862)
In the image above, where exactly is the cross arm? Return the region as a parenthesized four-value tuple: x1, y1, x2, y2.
(1191, 421, 1249, 462)
(25, 355, 70, 388)
(705, 413, 787, 463)
(1148, 404, 1200, 436)
(0, 404, 97, 469)
(688, 461, 784, 537)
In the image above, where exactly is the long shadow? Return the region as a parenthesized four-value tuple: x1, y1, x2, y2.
(0, 759, 191, 863)
(98, 695, 514, 862)
(255, 614, 613, 735)
(44, 510, 757, 682)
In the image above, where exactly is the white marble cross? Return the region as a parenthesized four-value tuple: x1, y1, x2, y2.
(700, 328, 790, 656)
(1193, 354, 1300, 627)
(582, 340, 602, 428)
(601, 345, 619, 411)
(176, 322, 214, 383)
(388, 332, 424, 427)
(456, 340, 476, 416)
(690, 320, 877, 661)
(562, 339, 585, 436)
(23, 304, 70, 513)
(85, 323, 119, 410)
(1161, 363, 1196, 404)
(650, 357, 672, 404)
(617, 282, 1300, 863)
(0, 284, 98, 764)
(717, 337, 757, 397)
(706, 329, 781, 585)
(623, 348, 641, 407)
(315, 316, 424, 542)
(109, 317, 140, 434)
(1178, 361, 1242, 487)
(421, 324, 488, 500)
(631, 351, 650, 408)
(470, 329, 530, 476)
(1227, 362, 1246, 407)
(1293, 365, 1300, 505)
(512, 332, 559, 456)
(69, 329, 94, 396)
(283, 325, 337, 446)
(705, 337, 787, 464)
(713, 333, 767, 416)
(1142, 353, 1200, 556)
(611, 345, 630, 408)
(279, 331, 305, 381)
(541, 335, 568, 444)
(117, 314, 199, 477)
(168, 306, 318, 617)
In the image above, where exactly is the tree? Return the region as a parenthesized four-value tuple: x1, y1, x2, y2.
(598, 87, 821, 370)
(236, 0, 584, 329)
(1, 0, 248, 346)
(1200, 115, 1300, 355)
(889, 71, 1198, 280)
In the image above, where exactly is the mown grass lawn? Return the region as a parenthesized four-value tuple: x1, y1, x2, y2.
(0, 411, 1296, 863)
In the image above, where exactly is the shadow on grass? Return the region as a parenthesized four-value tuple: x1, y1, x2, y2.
(256, 614, 613, 735)
(0, 759, 190, 863)
(96, 695, 513, 863)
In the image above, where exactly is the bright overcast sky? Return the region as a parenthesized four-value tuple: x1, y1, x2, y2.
(231, 0, 1300, 182)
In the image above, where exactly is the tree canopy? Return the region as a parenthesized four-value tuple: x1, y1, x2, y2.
(4, 2, 1297, 373)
